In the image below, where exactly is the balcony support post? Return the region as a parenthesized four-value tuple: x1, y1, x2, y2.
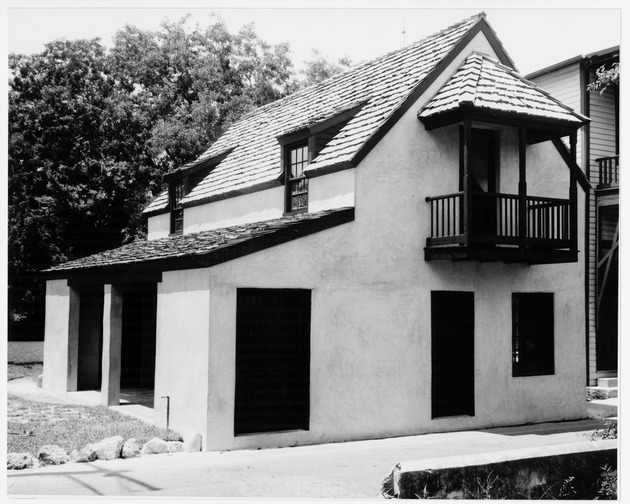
(569, 132, 578, 252)
(518, 127, 527, 246)
(462, 119, 472, 247)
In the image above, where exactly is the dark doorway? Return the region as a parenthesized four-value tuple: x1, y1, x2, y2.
(77, 287, 104, 390)
(597, 205, 618, 371)
(120, 285, 157, 389)
(431, 291, 475, 418)
(462, 128, 498, 238)
(235, 288, 311, 435)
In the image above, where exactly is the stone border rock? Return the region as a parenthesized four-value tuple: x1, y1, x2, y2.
(7, 432, 202, 471)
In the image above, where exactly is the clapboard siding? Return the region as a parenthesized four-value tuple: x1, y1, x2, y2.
(531, 63, 583, 161)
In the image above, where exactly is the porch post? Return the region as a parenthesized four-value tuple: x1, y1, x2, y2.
(518, 127, 527, 246)
(569, 132, 578, 251)
(463, 119, 472, 246)
(101, 284, 122, 406)
(66, 286, 80, 392)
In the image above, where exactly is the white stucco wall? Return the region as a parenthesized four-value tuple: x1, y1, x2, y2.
(147, 212, 170, 240)
(193, 30, 585, 450)
(153, 269, 212, 444)
(184, 186, 285, 233)
(308, 168, 355, 212)
(149, 30, 586, 450)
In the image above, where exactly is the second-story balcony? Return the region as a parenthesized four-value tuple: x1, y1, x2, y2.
(596, 155, 619, 189)
(425, 191, 577, 264)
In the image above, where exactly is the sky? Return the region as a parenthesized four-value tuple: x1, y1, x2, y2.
(3, 1, 624, 77)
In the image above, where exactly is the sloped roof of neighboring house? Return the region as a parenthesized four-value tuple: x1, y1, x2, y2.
(144, 12, 513, 216)
(525, 45, 619, 80)
(43, 207, 354, 278)
(418, 52, 589, 127)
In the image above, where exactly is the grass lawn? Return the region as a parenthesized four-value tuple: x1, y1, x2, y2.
(7, 341, 182, 455)
(8, 341, 44, 381)
(8, 395, 182, 454)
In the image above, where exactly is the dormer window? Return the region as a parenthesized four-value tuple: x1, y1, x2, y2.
(170, 180, 185, 235)
(285, 142, 309, 213)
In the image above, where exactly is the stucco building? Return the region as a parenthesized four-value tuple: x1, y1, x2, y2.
(43, 13, 591, 451)
(527, 48, 619, 387)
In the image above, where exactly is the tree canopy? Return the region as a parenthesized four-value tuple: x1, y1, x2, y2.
(9, 16, 346, 338)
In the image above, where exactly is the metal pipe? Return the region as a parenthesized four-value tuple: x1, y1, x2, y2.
(161, 395, 170, 429)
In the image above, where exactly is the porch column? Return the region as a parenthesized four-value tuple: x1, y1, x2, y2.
(569, 132, 578, 251)
(462, 119, 472, 246)
(518, 127, 527, 246)
(101, 284, 122, 406)
(66, 286, 80, 392)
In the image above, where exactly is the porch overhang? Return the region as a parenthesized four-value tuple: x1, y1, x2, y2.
(417, 52, 589, 143)
(42, 207, 355, 284)
(419, 103, 583, 144)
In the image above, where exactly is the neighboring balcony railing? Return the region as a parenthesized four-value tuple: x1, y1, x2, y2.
(596, 155, 619, 187)
(426, 192, 572, 249)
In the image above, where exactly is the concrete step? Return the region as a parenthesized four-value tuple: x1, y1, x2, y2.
(597, 377, 618, 388)
(587, 398, 618, 419)
(587, 386, 618, 399)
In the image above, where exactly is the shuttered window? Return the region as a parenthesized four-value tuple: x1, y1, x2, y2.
(512, 293, 554, 376)
(235, 288, 311, 435)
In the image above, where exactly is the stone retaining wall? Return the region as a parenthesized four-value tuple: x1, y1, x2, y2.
(382, 440, 617, 499)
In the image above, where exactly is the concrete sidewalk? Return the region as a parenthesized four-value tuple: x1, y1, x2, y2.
(7, 417, 608, 499)
(7, 378, 616, 499)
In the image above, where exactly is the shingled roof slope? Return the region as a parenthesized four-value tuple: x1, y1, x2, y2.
(44, 207, 354, 276)
(418, 52, 589, 124)
(143, 13, 493, 215)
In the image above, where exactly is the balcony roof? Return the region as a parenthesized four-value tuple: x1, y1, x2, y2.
(418, 52, 590, 139)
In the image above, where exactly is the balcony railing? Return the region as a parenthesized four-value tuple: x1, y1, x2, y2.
(596, 155, 619, 187)
(426, 191, 572, 250)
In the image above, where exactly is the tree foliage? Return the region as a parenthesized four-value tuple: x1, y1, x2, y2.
(587, 62, 619, 94)
(8, 16, 297, 336)
(300, 49, 352, 87)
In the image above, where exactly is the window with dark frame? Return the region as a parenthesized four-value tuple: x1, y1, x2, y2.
(285, 143, 309, 213)
(170, 180, 184, 235)
(512, 293, 555, 377)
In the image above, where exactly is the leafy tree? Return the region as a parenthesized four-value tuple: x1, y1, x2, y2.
(300, 49, 352, 87)
(8, 16, 296, 338)
(587, 61, 619, 94)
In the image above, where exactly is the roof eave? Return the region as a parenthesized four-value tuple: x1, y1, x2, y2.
(42, 207, 356, 281)
(419, 104, 586, 141)
(163, 147, 235, 183)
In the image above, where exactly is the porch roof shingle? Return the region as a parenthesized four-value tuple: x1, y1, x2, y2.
(418, 52, 589, 125)
(143, 13, 493, 215)
(44, 207, 354, 277)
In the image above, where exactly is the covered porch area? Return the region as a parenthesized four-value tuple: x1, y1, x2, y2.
(418, 52, 589, 264)
(42, 272, 161, 419)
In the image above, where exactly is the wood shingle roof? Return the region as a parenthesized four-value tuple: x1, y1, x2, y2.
(418, 52, 589, 125)
(143, 13, 493, 215)
(44, 207, 354, 277)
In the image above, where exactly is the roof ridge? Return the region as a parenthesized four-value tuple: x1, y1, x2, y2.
(202, 13, 487, 130)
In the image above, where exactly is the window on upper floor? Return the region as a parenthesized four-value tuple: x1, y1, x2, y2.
(285, 142, 309, 213)
(512, 293, 555, 377)
(170, 180, 185, 235)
